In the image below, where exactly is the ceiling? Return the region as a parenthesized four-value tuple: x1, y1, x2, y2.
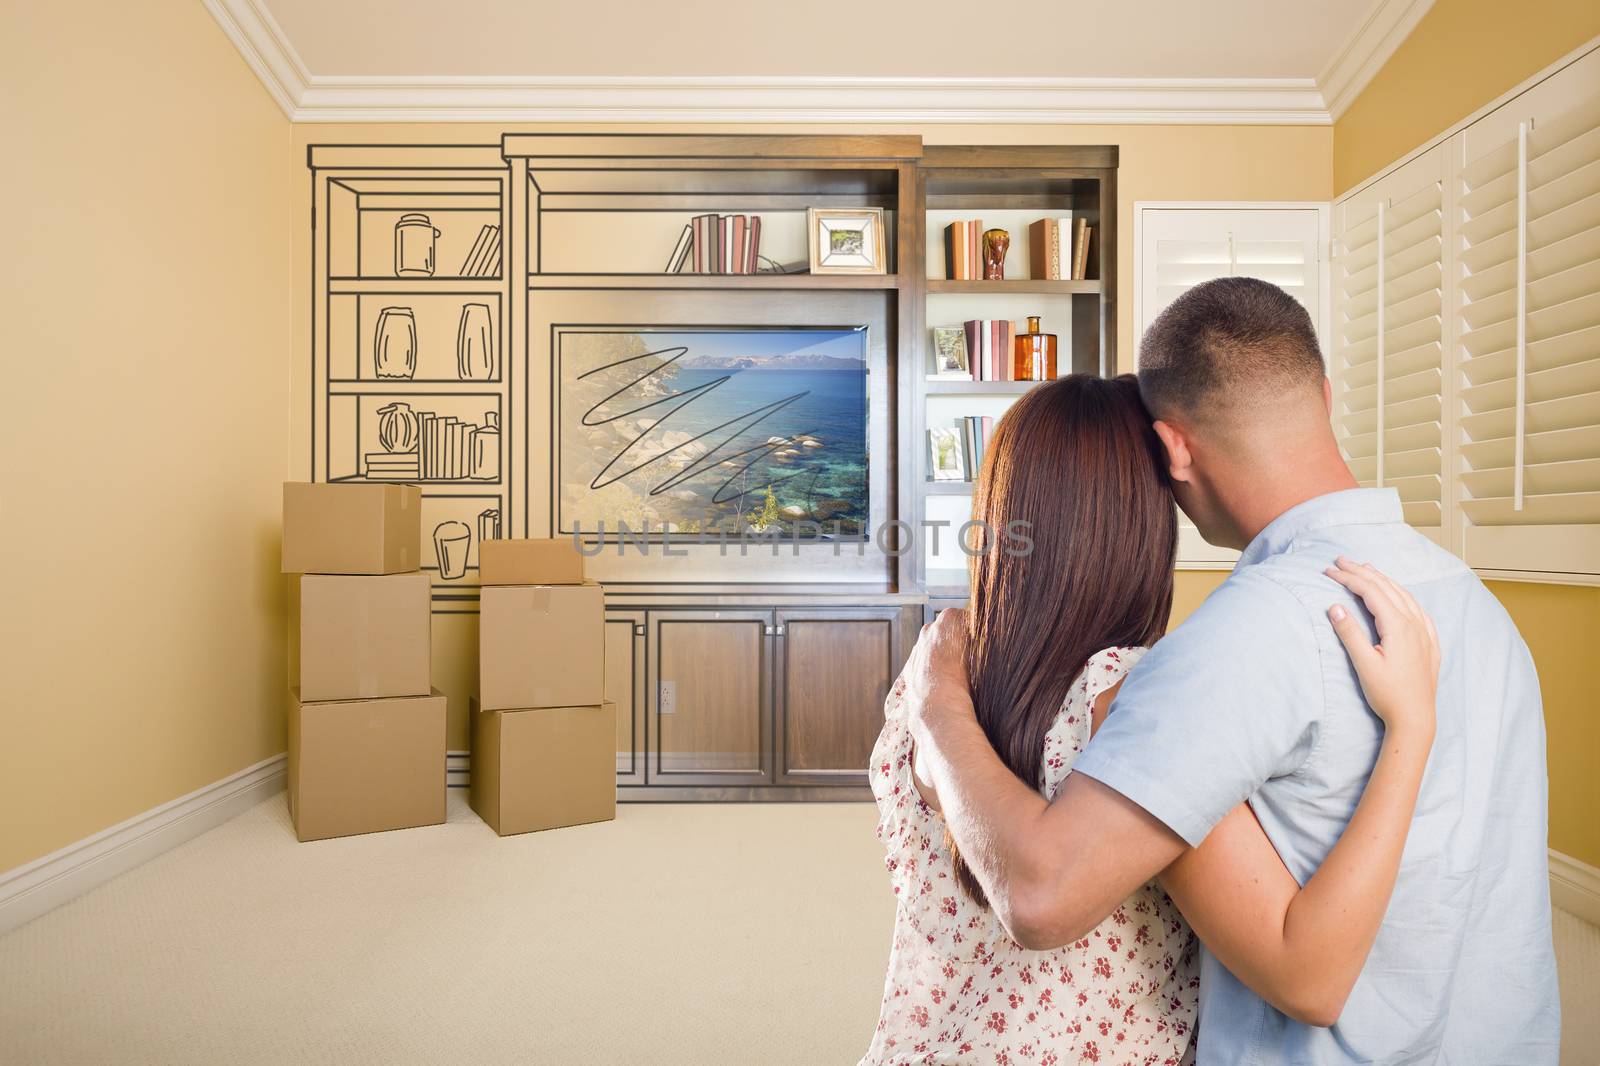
(206, 0, 1435, 123)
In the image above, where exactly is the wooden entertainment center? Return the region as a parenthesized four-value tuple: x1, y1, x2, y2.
(308, 134, 1117, 800)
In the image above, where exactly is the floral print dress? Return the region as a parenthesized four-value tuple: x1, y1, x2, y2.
(863, 647, 1199, 1066)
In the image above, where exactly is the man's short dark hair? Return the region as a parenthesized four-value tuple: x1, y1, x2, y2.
(1137, 276, 1325, 424)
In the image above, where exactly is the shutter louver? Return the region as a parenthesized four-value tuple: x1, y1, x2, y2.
(1457, 87, 1600, 573)
(1333, 148, 1447, 540)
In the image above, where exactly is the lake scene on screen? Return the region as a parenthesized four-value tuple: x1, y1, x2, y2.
(557, 328, 870, 537)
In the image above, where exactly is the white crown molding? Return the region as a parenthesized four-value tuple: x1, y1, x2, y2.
(0, 754, 286, 936)
(1318, 0, 1435, 122)
(202, 0, 309, 118)
(205, 0, 1330, 125)
(288, 75, 1330, 125)
(202, 0, 1437, 126)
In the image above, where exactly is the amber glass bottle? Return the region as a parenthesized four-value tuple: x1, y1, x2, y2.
(1013, 315, 1057, 381)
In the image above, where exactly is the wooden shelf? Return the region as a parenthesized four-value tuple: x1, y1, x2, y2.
(923, 380, 1041, 395)
(926, 279, 1100, 295)
(528, 272, 901, 291)
(329, 277, 504, 295)
(328, 379, 504, 395)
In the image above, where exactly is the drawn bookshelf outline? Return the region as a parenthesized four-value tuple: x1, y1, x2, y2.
(309, 146, 515, 610)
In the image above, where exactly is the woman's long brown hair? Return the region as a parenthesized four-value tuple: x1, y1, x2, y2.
(950, 374, 1178, 907)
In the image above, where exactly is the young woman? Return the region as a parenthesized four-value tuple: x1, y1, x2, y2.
(863, 375, 1439, 1065)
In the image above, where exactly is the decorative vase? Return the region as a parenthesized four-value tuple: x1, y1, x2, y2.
(471, 412, 500, 480)
(456, 303, 494, 380)
(374, 307, 417, 380)
(981, 228, 1010, 280)
(376, 402, 418, 453)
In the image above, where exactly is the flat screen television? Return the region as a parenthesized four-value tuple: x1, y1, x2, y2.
(555, 326, 870, 541)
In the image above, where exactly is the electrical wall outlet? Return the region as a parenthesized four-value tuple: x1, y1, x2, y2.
(659, 680, 676, 715)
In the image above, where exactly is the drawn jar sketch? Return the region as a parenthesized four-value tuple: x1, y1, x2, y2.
(433, 520, 472, 580)
(374, 308, 417, 380)
(376, 402, 419, 453)
(394, 213, 440, 276)
(456, 303, 495, 380)
(472, 411, 500, 480)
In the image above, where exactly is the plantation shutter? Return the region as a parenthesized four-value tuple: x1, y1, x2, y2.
(1332, 146, 1448, 543)
(1455, 52, 1600, 575)
(1137, 206, 1326, 565)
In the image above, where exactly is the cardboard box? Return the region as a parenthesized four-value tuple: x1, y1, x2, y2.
(294, 573, 432, 702)
(470, 698, 616, 835)
(479, 582, 604, 710)
(287, 688, 446, 842)
(282, 482, 421, 575)
(479, 538, 586, 586)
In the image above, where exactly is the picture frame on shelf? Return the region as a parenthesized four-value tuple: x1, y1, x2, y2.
(927, 427, 966, 482)
(930, 327, 969, 378)
(808, 207, 886, 275)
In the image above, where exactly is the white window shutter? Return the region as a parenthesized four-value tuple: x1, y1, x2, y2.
(1136, 206, 1328, 567)
(1333, 147, 1448, 543)
(1455, 51, 1600, 576)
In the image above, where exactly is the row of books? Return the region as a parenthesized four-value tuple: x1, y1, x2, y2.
(940, 217, 1094, 281)
(927, 416, 996, 482)
(1027, 217, 1093, 281)
(459, 225, 502, 278)
(365, 410, 501, 481)
(943, 220, 985, 280)
(965, 319, 1017, 381)
(666, 214, 763, 274)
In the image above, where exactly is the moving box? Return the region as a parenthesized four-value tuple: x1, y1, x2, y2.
(479, 582, 604, 710)
(470, 698, 616, 835)
(293, 573, 432, 702)
(281, 482, 421, 575)
(478, 537, 586, 586)
(287, 688, 447, 842)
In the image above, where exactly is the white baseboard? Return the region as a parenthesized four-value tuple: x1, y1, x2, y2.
(0, 754, 287, 936)
(1551, 849, 1600, 928)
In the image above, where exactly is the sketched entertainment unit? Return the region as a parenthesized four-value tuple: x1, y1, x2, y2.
(308, 135, 1118, 799)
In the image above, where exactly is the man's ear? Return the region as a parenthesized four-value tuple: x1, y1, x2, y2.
(1151, 419, 1194, 484)
(1323, 376, 1334, 414)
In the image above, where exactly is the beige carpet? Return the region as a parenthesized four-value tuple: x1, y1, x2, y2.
(1, 792, 1595, 1065)
(0, 793, 895, 1065)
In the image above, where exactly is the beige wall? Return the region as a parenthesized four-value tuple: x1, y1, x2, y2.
(0, 0, 291, 870)
(288, 122, 1331, 748)
(1486, 583, 1600, 866)
(1332, 0, 1600, 193)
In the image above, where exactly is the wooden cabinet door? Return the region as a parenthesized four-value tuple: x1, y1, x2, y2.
(605, 609, 646, 787)
(647, 610, 773, 787)
(775, 607, 914, 786)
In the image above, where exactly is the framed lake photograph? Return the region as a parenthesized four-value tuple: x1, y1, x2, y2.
(808, 208, 887, 274)
(555, 326, 871, 539)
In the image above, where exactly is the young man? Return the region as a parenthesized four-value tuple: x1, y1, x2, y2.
(903, 277, 1559, 1063)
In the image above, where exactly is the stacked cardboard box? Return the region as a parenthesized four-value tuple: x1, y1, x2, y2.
(282, 483, 446, 842)
(472, 538, 615, 836)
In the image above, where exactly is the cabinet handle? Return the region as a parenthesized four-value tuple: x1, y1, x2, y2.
(765, 624, 776, 635)
(634, 624, 645, 636)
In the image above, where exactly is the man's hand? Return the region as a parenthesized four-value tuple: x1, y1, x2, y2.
(903, 608, 977, 756)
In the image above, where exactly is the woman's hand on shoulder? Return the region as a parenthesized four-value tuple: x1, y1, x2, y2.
(1324, 557, 1440, 740)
